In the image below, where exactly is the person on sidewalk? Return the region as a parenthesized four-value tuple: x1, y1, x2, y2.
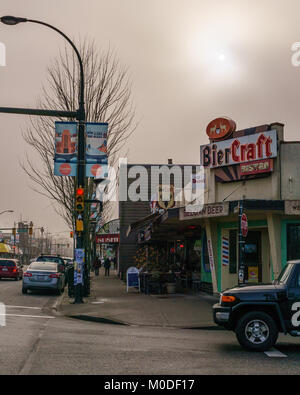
(104, 257, 111, 277)
(93, 256, 101, 276)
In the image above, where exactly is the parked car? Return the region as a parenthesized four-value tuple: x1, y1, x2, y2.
(22, 261, 65, 295)
(0, 258, 23, 281)
(213, 260, 300, 351)
(36, 254, 66, 271)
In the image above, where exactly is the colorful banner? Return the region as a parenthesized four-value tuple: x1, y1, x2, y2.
(85, 122, 108, 178)
(54, 122, 108, 178)
(54, 122, 77, 177)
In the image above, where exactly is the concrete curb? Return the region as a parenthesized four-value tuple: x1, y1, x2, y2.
(51, 290, 66, 314)
(67, 313, 220, 330)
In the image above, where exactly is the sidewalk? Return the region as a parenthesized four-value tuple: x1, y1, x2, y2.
(57, 269, 218, 328)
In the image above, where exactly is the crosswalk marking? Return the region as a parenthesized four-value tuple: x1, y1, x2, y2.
(264, 348, 287, 358)
(6, 305, 42, 310)
(0, 313, 54, 319)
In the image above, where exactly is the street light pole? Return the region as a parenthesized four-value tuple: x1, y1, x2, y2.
(1, 16, 86, 303)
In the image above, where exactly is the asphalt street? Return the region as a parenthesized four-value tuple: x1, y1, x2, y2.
(1, 278, 300, 375)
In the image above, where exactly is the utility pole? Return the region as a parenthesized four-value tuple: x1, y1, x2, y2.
(0, 15, 86, 303)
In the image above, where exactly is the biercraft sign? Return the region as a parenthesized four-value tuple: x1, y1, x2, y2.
(200, 130, 277, 169)
(180, 202, 229, 220)
(240, 159, 273, 176)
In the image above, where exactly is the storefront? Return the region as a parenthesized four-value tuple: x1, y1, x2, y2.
(123, 119, 300, 295)
(96, 219, 120, 270)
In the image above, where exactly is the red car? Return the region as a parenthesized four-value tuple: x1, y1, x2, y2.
(0, 258, 23, 280)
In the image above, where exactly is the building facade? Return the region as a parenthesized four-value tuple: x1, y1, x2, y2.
(119, 120, 300, 295)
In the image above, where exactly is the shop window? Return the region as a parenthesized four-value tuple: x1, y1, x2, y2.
(229, 230, 237, 274)
(287, 224, 300, 261)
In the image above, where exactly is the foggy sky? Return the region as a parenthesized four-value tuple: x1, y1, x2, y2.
(0, 0, 300, 236)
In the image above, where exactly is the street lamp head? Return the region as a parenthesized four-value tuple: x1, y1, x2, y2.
(0, 16, 27, 25)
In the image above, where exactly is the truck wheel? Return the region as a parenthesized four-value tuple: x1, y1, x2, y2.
(235, 311, 278, 352)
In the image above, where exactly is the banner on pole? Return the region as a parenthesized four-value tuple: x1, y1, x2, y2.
(54, 122, 78, 177)
(54, 122, 108, 178)
(85, 122, 108, 178)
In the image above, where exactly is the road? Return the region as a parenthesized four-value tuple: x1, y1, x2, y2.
(1, 278, 300, 375)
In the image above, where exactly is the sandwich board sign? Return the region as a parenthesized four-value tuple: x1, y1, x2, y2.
(126, 267, 140, 292)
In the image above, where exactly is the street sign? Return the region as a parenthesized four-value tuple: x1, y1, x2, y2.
(241, 213, 248, 238)
(17, 228, 28, 233)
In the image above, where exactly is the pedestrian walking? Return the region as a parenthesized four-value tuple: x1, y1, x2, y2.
(104, 257, 111, 277)
(93, 256, 101, 276)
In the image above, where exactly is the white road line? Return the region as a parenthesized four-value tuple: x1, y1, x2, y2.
(5, 305, 42, 310)
(0, 314, 55, 319)
(264, 348, 287, 358)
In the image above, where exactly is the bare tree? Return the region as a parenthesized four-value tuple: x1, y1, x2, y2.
(22, 39, 136, 229)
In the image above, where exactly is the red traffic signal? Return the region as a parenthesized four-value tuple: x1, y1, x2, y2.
(75, 187, 84, 213)
(76, 188, 84, 196)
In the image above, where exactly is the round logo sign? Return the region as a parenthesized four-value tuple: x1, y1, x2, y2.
(241, 213, 248, 238)
(206, 117, 236, 141)
(91, 164, 101, 177)
(59, 163, 72, 176)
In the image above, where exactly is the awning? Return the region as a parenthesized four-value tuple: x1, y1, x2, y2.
(126, 212, 164, 237)
(0, 243, 12, 253)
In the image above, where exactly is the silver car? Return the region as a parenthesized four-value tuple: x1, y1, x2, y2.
(22, 261, 65, 295)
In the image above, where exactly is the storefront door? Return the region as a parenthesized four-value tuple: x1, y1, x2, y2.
(244, 231, 262, 283)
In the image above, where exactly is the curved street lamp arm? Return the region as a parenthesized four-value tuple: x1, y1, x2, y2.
(0, 210, 13, 216)
(26, 19, 85, 119)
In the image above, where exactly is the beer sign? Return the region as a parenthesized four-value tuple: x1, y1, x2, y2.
(200, 130, 277, 169)
(206, 117, 236, 141)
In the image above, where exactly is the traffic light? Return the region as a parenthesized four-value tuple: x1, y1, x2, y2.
(29, 221, 33, 236)
(12, 228, 16, 236)
(75, 187, 84, 213)
(70, 231, 74, 238)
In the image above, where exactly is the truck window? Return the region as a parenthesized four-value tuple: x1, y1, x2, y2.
(277, 263, 294, 285)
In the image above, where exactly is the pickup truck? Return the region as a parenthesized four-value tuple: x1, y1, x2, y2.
(213, 260, 300, 351)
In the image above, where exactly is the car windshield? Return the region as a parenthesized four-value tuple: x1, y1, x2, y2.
(37, 256, 63, 264)
(277, 263, 294, 284)
(28, 262, 57, 272)
(0, 260, 16, 267)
